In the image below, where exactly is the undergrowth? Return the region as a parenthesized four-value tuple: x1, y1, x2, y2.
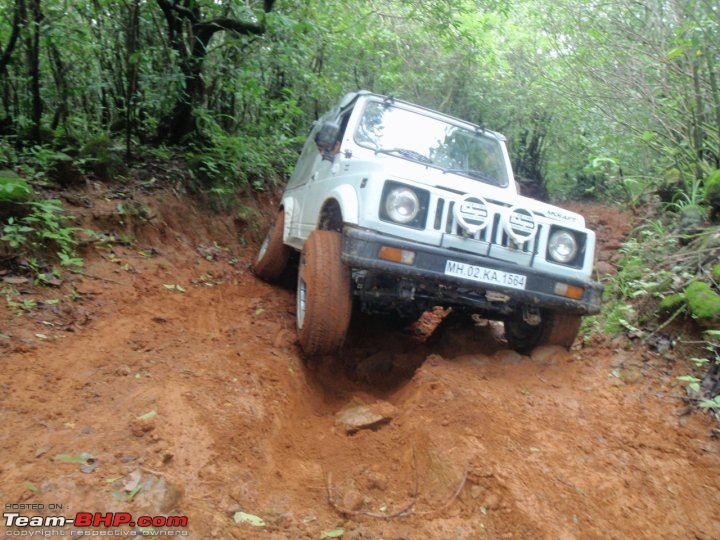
(597, 212, 720, 421)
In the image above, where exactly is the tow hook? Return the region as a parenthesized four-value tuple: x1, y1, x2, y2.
(398, 280, 416, 300)
(523, 306, 542, 326)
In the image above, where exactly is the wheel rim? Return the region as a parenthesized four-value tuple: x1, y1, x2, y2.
(297, 277, 307, 330)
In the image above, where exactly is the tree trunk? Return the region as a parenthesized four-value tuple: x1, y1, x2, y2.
(0, 0, 24, 120)
(26, 0, 43, 142)
(47, 40, 68, 132)
(125, 0, 141, 159)
(155, 0, 276, 144)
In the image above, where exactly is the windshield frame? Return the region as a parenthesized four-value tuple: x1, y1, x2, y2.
(352, 99, 511, 188)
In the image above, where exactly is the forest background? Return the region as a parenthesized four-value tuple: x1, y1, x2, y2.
(0, 0, 717, 202)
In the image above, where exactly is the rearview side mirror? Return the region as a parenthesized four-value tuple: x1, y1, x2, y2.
(315, 121, 340, 153)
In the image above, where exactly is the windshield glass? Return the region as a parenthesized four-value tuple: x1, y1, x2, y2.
(355, 101, 509, 187)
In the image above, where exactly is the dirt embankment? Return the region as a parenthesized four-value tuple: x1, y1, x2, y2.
(1, 192, 719, 539)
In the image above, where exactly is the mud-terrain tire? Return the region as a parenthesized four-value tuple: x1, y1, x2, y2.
(296, 230, 352, 356)
(253, 210, 291, 281)
(505, 310, 582, 354)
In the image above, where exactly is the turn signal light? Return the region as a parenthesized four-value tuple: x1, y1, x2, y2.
(554, 282, 584, 299)
(378, 246, 416, 265)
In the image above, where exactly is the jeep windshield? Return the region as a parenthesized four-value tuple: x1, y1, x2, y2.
(355, 101, 509, 187)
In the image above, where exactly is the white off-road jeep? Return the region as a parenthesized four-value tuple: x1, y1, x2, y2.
(255, 91, 602, 355)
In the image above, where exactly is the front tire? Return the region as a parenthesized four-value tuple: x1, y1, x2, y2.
(253, 209, 290, 281)
(505, 310, 582, 354)
(296, 230, 352, 356)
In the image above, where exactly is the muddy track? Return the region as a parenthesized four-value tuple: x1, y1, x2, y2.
(1, 194, 719, 539)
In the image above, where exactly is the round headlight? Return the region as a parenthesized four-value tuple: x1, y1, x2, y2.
(548, 229, 578, 263)
(385, 188, 420, 224)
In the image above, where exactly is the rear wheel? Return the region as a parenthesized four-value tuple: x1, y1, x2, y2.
(253, 209, 290, 281)
(505, 310, 582, 354)
(296, 230, 352, 356)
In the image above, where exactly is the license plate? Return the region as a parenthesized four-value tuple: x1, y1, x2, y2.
(444, 259, 527, 290)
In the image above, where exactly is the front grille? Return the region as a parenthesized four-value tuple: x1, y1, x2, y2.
(432, 196, 541, 255)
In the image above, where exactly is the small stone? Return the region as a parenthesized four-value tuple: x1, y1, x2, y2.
(531, 345, 570, 364)
(494, 349, 523, 365)
(619, 366, 643, 385)
(342, 489, 364, 511)
(482, 492, 501, 510)
(366, 471, 387, 491)
(130, 418, 156, 437)
(596, 261, 615, 275)
(335, 402, 396, 433)
(115, 365, 132, 376)
(470, 485, 484, 499)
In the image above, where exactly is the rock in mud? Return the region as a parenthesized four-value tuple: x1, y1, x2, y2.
(342, 489, 365, 511)
(531, 345, 571, 364)
(335, 401, 396, 434)
(135, 473, 184, 513)
(494, 349, 523, 365)
(619, 366, 644, 385)
(596, 261, 616, 275)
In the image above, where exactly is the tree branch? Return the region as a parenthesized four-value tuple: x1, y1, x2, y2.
(0, 0, 24, 74)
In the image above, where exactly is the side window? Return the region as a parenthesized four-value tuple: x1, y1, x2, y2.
(328, 110, 352, 156)
(287, 122, 323, 189)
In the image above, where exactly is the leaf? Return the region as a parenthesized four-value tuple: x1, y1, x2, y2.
(666, 47, 684, 60)
(54, 452, 93, 463)
(3, 276, 29, 284)
(136, 410, 157, 421)
(125, 485, 142, 501)
(233, 512, 266, 527)
(321, 528, 345, 538)
(121, 470, 142, 492)
(163, 284, 185, 293)
(25, 481, 38, 493)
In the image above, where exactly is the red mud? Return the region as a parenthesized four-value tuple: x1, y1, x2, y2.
(1, 191, 718, 539)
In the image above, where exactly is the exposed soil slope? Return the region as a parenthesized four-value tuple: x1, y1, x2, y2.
(1, 191, 718, 539)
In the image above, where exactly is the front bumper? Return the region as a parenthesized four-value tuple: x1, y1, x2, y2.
(341, 226, 603, 315)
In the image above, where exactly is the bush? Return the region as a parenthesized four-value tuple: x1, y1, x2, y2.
(685, 281, 720, 325)
(79, 134, 125, 181)
(704, 169, 720, 219)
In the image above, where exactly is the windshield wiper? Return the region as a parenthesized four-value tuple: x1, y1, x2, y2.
(375, 147, 433, 164)
(442, 168, 498, 185)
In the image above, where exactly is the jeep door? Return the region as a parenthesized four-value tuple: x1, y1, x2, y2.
(297, 108, 354, 239)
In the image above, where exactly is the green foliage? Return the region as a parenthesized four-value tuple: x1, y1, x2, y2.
(0, 0, 717, 198)
(0, 171, 34, 202)
(1, 199, 82, 269)
(677, 375, 702, 394)
(79, 134, 124, 180)
(712, 264, 720, 283)
(685, 282, 720, 324)
(704, 170, 720, 217)
(660, 293, 686, 312)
